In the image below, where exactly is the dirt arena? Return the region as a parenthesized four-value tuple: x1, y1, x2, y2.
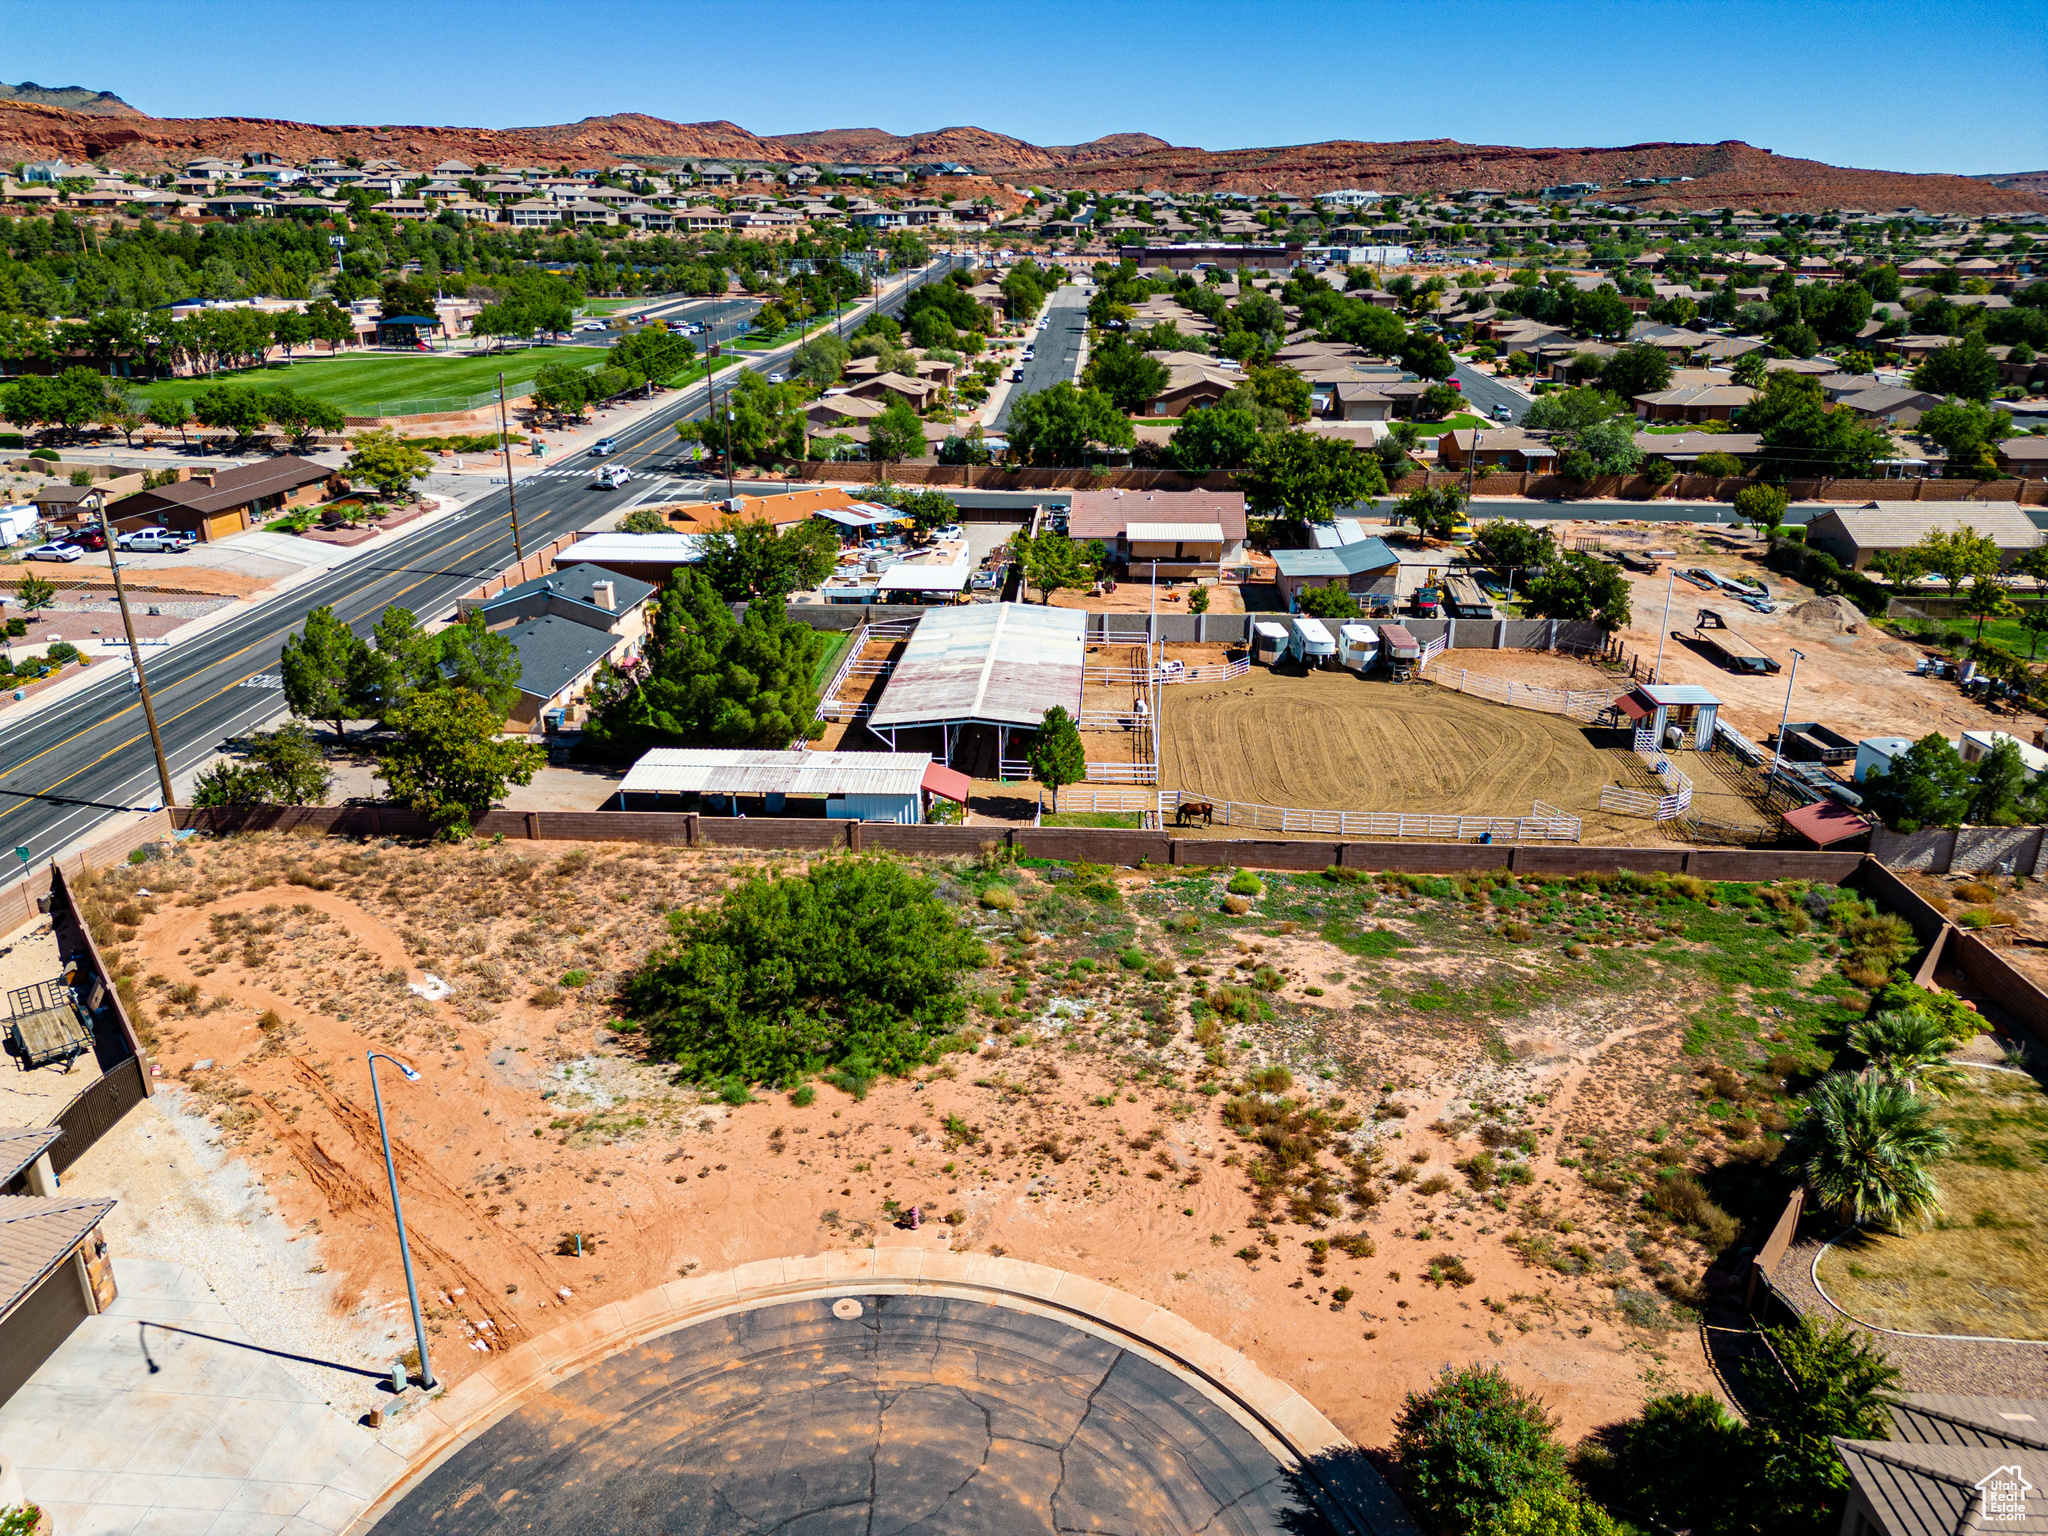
(1159, 668, 1626, 823)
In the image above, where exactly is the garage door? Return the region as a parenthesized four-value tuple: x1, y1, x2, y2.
(0, 1260, 90, 1406)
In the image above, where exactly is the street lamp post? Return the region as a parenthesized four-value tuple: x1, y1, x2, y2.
(1770, 647, 1806, 806)
(723, 409, 736, 500)
(366, 1051, 435, 1390)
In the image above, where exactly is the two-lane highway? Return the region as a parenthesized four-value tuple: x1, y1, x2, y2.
(0, 257, 969, 884)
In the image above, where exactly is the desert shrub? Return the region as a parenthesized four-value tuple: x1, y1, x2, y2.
(1427, 1251, 1476, 1287)
(1648, 1171, 1739, 1251)
(978, 883, 1018, 911)
(1394, 1364, 1568, 1532)
(1952, 880, 1999, 904)
(1462, 1151, 1499, 1191)
(1225, 870, 1262, 897)
(1333, 1231, 1376, 1258)
(1221, 894, 1253, 916)
(528, 984, 564, 1008)
(1874, 980, 1981, 1044)
(789, 1084, 817, 1107)
(1474, 1488, 1627, 1536)
(1249, 1065, 1293, 1093)
(621, 856, 986, 1083)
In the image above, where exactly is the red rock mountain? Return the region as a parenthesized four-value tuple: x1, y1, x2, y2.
(2, 101, 2037, 215)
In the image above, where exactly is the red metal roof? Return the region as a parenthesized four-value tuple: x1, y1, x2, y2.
(921, 763, 972, 805)
(1616, 690, 1654, 721)
(1782, 800, 1873, 847)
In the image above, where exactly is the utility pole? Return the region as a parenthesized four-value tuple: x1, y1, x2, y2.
(724, 409, 736, 500)
(367, 1052, 435, 1391)
(1651, 566, 1676, 684)
(1770, 648, 1805, 806)
(97, 507, 175, 809)
(496, 373, 524, 563)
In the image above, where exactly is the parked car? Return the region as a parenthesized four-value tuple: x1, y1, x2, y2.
(590, 438, 618, 456)
(116, 527, 192, 553)
(1492, 405, 1514, 422)
(23, 542, 81, 562)
(65, 527, 108, 551)
(595, 464, 633, 489)
(768, 372, 787, 384)
(575, 320, 608, 333)
(934, 523, 964, 542)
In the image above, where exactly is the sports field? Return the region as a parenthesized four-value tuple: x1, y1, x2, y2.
(125, 347, 610, 416)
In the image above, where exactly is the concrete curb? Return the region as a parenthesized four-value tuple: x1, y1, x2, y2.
(342, 1245, 1359, 1535)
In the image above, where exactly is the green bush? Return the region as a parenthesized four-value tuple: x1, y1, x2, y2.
(621, 856, 987, 1084)
(1225, 870, 1262, 897)
(1474, 1488, 1626, 1536)
(1393, 1364, 1569, 1531)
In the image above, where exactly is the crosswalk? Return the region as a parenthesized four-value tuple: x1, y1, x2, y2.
(240, 674, 284, 689)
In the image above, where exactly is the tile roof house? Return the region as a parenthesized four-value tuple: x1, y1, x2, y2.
(1835, 1394, 2048, 1535)
(491, 613, 638, 735)
(1633, 383, 1758, 423)
(1996, 437, 2048, 480)
(1141, 354, 1244, 417)
(1068, 489, 1248, 571)
(1834, 385, 1943, 427)
(1806, 504, 2042, 571)
(1, 1124, 117, 1406)
(110, 458, 344, 542)
(1437, 427, 1559, 472)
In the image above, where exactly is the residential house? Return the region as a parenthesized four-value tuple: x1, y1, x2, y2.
(1142, 353, 1243, 417)
(108, 458, 345, 543)
(1270, 537, 1402, 608)
(694, 163, 738, 186)
(620, 202, 672, 231)
(845, 372, 942, 409)
(1067, 488, 1249, 577)
(1805, 504, 2041, 572)
(1436, 428, 1560, 473)
(1834, 385, 1942, 428)
(489, 614, 637, 735)
(562, 200, 617, 227)
(1632, 383, 1757, 423)
(506, 198, 560, 228)
(460, 560, 655, 720)
(1833, 1392, 2048, 1536)
(0, 1125, 119, 1406)
(677, 205, 731, 231)
(1634, 431, 1764, 466)
(1995, 437, 2048, 480)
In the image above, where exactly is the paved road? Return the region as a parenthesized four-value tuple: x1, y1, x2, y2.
(370, 1295, 1343, 1536)
(1359, 495, 1821, 527)
(992, 284, 1090, 431)
(0, 259, 967, 885)
(1450, 362, 1527, 425)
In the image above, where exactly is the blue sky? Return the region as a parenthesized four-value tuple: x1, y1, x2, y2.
(14, 0, 2045, 174)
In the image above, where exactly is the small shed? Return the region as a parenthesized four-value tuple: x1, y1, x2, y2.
(1615, 684, 1720, 750)
(614, 748, 968, 824)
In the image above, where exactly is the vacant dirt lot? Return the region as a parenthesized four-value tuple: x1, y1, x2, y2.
(67, 836, 1901, 1453)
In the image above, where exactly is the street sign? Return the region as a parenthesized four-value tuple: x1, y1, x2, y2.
(14, 846, 29, 865)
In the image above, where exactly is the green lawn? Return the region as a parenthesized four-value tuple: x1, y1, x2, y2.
(1039, 811, 1144, 828)
(1887, 612, 2048, 663)
(125, 347, 611, 416)
(1410, 412, 1486, 440)
(733, 305, 858, 352)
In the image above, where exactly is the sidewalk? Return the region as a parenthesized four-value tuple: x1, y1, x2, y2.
(0, 1257, 398, 1536)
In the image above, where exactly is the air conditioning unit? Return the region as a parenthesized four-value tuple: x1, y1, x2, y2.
(723, 497, 746, 513)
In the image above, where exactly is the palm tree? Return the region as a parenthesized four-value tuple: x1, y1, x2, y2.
(1848, 1009, 1968, 1098)
(1786, 1071, 1953, 1230)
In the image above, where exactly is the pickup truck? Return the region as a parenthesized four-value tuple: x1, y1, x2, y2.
(116, 527, 192, 553)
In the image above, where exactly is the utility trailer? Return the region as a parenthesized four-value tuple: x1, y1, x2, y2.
(1776, 721, 1858, 765)
(1692, 608, 1781, 675)
(7, 979, 92, 1072)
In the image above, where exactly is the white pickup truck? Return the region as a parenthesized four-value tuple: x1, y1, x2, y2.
(116, 527, 192, 553)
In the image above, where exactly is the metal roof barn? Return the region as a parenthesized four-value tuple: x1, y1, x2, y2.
(869, 603, 1086, 734)
(618, 748, 939, 799)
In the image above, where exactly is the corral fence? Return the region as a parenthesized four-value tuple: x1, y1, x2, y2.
(1421, 664, 1613, 723)
(815, 619, 914, 724)
(1084, 656, 1252, 687)
(1600, 726, 1695, 821)
(1159, 789, 1581, 844)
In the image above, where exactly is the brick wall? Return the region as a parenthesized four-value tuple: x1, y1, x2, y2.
(793, 462, 1240, 494)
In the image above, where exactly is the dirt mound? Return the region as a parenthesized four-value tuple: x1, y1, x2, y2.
(1791, 594, 1863, 632)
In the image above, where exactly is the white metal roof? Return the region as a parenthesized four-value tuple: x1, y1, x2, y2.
(870, 602, 1086, 730)
(1639, 684, 1721, 706)
(878, 548, 973, 591)
(619, 748, 933, 798)
(563, 532, 707, 564)
(1125, 522, 1226, 542)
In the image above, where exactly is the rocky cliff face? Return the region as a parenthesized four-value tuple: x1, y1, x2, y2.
(0, 82, 141, 117)
(1, 100, 2036, 216)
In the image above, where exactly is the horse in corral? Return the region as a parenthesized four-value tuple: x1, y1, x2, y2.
(1175, 800, 1215, 827)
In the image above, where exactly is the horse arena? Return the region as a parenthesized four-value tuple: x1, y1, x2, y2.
(1156, 667, 1632, 830)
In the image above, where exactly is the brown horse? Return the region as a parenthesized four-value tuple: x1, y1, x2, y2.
(1175, 800, 1215, 827)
